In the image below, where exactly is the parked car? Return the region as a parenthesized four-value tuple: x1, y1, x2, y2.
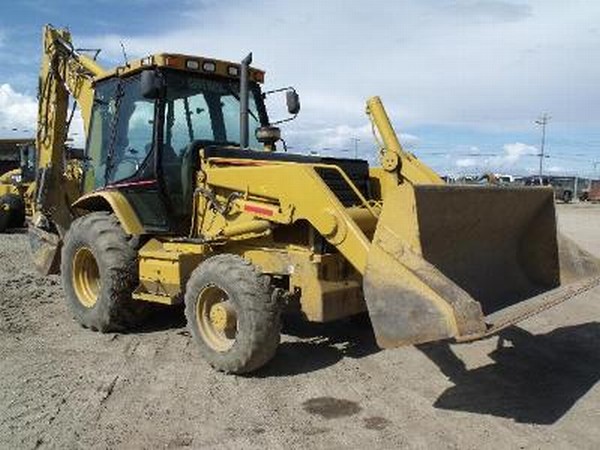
(522, 175, 574, 202)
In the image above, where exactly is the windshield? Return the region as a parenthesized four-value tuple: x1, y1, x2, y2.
(158, 71, 267, 221)
(163, 71, 266, 154)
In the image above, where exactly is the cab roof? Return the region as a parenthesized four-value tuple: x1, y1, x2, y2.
(95, 53, 265, 84)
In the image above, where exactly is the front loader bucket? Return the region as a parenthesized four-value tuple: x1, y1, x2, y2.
(363, 185, 600, 348)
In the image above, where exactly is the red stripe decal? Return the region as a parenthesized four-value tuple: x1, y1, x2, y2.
(244, 204, 274, 216)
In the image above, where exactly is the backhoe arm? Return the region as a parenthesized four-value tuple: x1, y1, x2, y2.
(35, 25, 106, 235)
(31, 25, 106, 274)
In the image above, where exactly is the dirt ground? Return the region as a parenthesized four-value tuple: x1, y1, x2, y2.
(1, 204, 599, 449)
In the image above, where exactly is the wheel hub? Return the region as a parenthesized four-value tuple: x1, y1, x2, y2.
(72, 246, 100, 308)
(209, 301, 237, 332)
(196, 285, 238, 352)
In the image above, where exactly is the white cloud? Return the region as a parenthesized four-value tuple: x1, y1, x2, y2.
(499, 142, 538, 164)
(313, 124, 371, 151)
(453, 141, 539, 172)
(0, 84, 37, 134)
(284, 121, 419, 162)
(0, 83, 85, 145)
(456, 158, 478, 167)
(547, 165, 566, 173)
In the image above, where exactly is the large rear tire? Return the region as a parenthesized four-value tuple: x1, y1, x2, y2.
(61, 211, 145, 332)
(184, 254, 281, 374)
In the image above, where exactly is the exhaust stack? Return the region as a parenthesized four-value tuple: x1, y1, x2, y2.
(240, 52, 252, 149)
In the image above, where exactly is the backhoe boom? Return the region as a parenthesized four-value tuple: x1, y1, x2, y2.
(35, 26, 105, 234)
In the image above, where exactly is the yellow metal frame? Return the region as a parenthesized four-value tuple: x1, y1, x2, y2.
(72, 191, 145, 235)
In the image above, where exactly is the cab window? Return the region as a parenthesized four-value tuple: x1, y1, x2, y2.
(85, 74, 156, 189)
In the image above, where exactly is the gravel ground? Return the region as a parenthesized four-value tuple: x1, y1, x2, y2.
(0, 204, 599, 449)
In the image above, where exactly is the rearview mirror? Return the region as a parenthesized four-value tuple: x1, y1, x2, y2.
(286, 90, 301, 115)
(140, 70, 163, 99)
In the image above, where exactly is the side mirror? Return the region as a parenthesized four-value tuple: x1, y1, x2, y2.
(286, 90, 301, 115)
(140, 70, 163, 99)
(263, 86, 300, 125)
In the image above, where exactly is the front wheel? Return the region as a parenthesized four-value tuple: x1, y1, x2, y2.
(184, 254, 281, 374)
(61, 212, 146, 332)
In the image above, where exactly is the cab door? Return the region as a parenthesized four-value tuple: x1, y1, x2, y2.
(84, 74, 171, 233)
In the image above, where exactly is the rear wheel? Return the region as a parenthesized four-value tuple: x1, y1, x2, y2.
(184, 254, 281, 374)
(61, 211, 145, 331)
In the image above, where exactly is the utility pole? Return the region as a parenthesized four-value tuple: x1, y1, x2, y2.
(535, 113, 551, 177)
(351, 138, 360, 159)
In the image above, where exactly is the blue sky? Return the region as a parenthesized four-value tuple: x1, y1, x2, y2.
(1, 0, 599, 177)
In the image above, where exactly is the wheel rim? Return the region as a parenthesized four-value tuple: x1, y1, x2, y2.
(72, 247, 100, 308)
(196, 285, 238, 352)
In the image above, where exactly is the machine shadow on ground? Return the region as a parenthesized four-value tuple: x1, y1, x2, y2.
(136, 304, 187, 333)
(134, 308, 380, 377)
(256, 314, 381, 377)
(418, 322, 600, 424)
(4, 227, 27, 234)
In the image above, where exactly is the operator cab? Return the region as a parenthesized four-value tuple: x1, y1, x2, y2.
(84, 54, 271, 233)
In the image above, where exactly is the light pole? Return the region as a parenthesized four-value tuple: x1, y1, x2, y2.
(350, 138, 360, 159)
(535, 113, 551, 177)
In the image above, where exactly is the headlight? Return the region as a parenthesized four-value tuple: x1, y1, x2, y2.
(186, 59, 200, 70)
(202, 61, 216, 72)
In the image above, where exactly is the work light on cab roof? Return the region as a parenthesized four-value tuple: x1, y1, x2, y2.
(137, 53, 265, 83)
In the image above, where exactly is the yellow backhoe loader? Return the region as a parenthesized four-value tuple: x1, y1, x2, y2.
(0, 141, 36, 231)
(30, 25, 600, 373)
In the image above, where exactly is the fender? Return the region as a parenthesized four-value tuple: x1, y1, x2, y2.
(72, 190, 145, 235)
